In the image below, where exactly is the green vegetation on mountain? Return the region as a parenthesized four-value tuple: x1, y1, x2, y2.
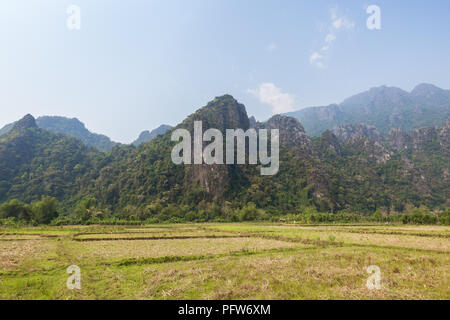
(0, 116, 118, 151)
(0, 94, 448, 225)
(0, 115, 103, 206)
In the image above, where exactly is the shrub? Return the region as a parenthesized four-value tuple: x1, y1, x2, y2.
(230, 214, 239, 222)
(0, 217, 26, 227)
(438, 207, 450, 225)
(400, 206, 437, 225)
(74, 197, 99, 222)
(31, 196, 59, 224)
(239, 203, 259, 221)
(0, 199, 32, 221)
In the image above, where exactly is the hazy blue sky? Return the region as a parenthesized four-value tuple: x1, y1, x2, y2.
(1, 0, 449, 143)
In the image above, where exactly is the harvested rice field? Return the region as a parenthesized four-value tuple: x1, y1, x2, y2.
(0, 223, 448, 300)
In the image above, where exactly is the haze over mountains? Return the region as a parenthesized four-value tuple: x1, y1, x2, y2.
(132, 125, 173, 147)
(0, 117, 172, 151)
(2, 83, 447, 153)
(0, 91, 448, 220)
(285, 83, 450, 136)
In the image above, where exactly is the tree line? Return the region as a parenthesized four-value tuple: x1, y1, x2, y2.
(1, 196, 448, 226)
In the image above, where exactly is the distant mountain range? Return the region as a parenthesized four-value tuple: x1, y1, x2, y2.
(285, 83, 450, 136)
(2, 83, 447, 151)
(132, 125, 172, 146)
(0, 116, 172, 151)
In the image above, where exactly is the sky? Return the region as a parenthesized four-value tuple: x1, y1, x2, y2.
(1, 0, 450, 143)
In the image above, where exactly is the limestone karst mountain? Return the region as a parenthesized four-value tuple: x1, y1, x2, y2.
(0, 95, 448, 218)
(285, 83, 450, 136)
(0, 116, 119, 152)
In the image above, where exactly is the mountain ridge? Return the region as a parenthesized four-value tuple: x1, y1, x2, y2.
(285, 83, 450, 136)
(0, 94, 448, 220)
(0, 116, 175, 151)
(0, 116, 119, 152)
(132, 125, 172, 146)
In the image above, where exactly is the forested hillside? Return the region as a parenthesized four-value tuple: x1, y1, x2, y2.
(0, 96, 448, 224)
(0, 116, 119, 152)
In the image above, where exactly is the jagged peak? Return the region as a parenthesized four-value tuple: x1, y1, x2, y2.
(12, 114, 37, 131)
(261, 115, 311, 150)
(265, 115, 306, 132)
(133, 124, 172, 146)
(206, 94, 239, 107)
(185, 94, 249, 131)
(202, 94, 246, 117)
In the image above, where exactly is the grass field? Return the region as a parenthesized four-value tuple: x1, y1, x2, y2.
(0, 223, 448, 300)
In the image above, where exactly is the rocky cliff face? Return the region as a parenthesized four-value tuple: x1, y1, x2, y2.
(261, 115, 311, 150)
(332, 123, 390, 164)
(411, 127, 439, 151)
(317, 130, 342, 156)
(332, 123, 383, 144)
(387, 128, 412, 151)
(180, 97, 315, 198)
(180, 95, 250, 199)
(387, 119, 449, 153)
(177, 97, 449, 206)
(439, 118, 450, 151)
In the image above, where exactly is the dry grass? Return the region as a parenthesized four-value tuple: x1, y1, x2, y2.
(73, 231, 235, 240)
(133, 246, 449, 300)
(0, 223, 448, 300)
(209, 224, 450, 251)
(65, 237, 302, 264)
(0, 239, 56, 271)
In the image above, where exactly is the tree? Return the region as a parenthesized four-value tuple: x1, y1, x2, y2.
(75, 197, 98, 222)
(31, 196, 59, 224)
(0, 199, 32, 221)
(239, 203, 259, 221)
